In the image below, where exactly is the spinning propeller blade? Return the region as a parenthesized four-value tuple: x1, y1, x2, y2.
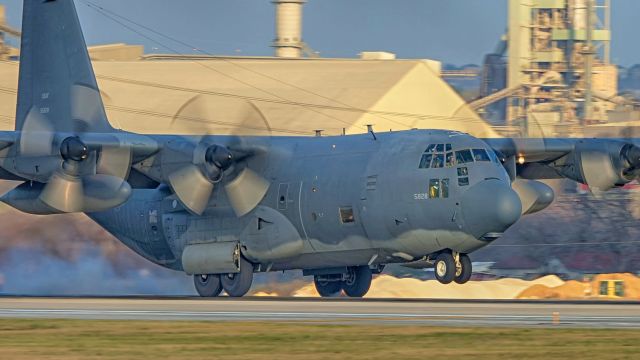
(167, 96, 272, 216)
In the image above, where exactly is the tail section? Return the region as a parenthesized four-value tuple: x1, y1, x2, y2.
(16, 0, 113, 133)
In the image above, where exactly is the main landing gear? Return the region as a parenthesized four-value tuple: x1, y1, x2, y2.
(313, 265, 373, 298)
(434, 251, 472, 285)
(194, 256, 254, 298)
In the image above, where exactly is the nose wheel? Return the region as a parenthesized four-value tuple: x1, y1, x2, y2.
(434, 253, 456, 284)
(454, 254, 472, 284)
(434, 252, 472, 284)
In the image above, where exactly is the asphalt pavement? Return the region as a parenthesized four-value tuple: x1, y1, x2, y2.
(0, 296, 639, 328)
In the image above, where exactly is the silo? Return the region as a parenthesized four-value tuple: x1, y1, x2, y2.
(573, 0, 588, 29)
(272, 0, 306, 58)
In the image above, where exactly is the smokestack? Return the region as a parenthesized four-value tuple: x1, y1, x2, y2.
(272, 0, 306, 58)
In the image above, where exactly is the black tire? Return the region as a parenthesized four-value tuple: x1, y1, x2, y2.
(434, 252, 456, 284)
(221, 257, 254, 297)
(454, 254, 472, 284)
(193, 274, 223, 297)
(314, 276, 343, 297)
(342, 266, 372, 298)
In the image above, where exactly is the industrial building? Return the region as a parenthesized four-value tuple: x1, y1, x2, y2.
(475, 0, 639, 138)
(0, 2, 496, 138)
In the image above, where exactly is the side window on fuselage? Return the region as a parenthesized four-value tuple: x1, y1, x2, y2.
(339, 207, 355, 224)
(428, 179, 440, 198)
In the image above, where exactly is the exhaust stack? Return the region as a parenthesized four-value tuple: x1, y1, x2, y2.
(272, 0, 306, 58)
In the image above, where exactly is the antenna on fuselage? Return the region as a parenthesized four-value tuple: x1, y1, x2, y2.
(366, 124, 377, 141)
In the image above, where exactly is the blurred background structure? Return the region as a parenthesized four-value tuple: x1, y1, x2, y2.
(0, 1, 638, 295)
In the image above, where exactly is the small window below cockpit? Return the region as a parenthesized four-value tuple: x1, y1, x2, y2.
(441, 179, 450, 198)
(428, 179, 440, 198)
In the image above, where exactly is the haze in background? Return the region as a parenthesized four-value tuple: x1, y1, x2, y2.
(0, 0, 639, 66)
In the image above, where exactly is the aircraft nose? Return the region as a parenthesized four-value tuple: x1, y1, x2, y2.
(461, 179, 522, 238)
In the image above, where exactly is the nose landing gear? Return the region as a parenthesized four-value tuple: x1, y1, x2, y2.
(434, 251, 472, 285)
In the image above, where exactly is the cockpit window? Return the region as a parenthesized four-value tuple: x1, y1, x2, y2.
(445, 152, 455, 167)
(473, 149, 491, 162)
(445, 144, 452, 152)
(488, 150, 500, 163)
(435, 144, 445, 152)
(419, 153, 433, 168)
(425, 144, 437, 153)
(455, 149, 474, 164)
(431, 153, 445, 168)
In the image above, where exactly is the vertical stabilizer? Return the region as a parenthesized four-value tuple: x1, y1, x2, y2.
(16, 0, 113, 133)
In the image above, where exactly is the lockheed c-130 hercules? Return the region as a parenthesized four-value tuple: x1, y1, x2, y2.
(1, 0, 639, 298)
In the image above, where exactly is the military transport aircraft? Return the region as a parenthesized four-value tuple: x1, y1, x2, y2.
(1, 0, 638, 298)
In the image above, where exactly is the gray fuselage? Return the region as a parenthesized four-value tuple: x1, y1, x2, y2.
(90, 130, 521, 273)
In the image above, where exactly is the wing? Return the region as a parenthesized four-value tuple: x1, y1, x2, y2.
(484, 137, 640, 192)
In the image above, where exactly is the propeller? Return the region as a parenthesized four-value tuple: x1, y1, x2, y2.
(575, 140, 640, 193)
(576, 141, 619, 193)
(15, 85, 133, 213)
(621, 143, 640, 180)
(165, 95, 272, 217)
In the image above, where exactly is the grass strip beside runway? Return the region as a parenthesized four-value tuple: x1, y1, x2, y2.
(0, 319, 637, 359)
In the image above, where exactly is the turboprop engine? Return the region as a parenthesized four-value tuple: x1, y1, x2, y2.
(558, 140, 640, 192)
(511, 179, 555, 215)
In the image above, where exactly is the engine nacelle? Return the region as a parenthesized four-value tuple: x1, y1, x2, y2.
(558, 140, 639, 191)
(511, 179, 555, 215)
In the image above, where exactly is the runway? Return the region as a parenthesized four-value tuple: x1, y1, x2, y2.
(0, 297, 639, 328)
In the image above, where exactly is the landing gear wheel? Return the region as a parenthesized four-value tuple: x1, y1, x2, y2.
(434, 253, 456, 284)
(342, 266, 372, 298)
(193, 274, 223, 297)
(454, 254, 472, 284)
(314, 276, 342, 297)
(221, 257, 254, 297)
